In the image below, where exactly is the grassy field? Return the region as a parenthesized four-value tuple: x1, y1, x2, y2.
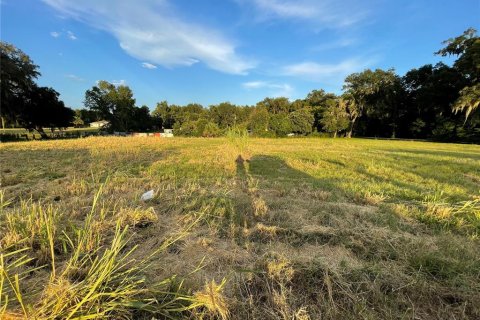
(1, 136, 479, 319)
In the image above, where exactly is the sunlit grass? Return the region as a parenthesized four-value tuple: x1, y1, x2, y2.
(1, 136, 479, 319)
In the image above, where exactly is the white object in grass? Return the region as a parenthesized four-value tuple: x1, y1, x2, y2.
(140, 190, 154, 201)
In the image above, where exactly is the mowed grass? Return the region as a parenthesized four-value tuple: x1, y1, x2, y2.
(1, 137, 479, 319)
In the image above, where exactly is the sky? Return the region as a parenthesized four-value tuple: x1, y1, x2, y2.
(1, 0, 479, 109)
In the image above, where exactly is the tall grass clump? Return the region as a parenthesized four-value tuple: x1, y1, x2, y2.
(226, 127, 250, 157)
(0, 187, 230, 319)
(420, 193, 480, 237)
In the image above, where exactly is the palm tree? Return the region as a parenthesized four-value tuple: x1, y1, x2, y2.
(453, 84, 480, 121)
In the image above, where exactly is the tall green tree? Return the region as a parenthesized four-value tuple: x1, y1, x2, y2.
(436, 28, 480, 120)
(343, 69, 397, 137)
(289, 108, 314, 135)
(26, 86, 74, 136)
(76, 108, 101, 125)
(305, 89, 337, 132)
(403, 63, 466, 139)
(257, 97, 290, 115)
(320, 98, 349, 138)
(340, 93, 359, 138)
(269, 113, 292, 136)
(84, 81, 138, 132)
(131, 105, 153, 131)
(0, 42, 73, 136)
(209, 102, 238, 128)
(248, 107, 270, 136)
(453, 84, 480, 119)
(0, 42, 40, 128)
(73, 110, 85, 128)
(151, 101, 170, 129)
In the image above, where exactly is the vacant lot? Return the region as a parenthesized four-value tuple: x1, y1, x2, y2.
(1, 137, 479, 319)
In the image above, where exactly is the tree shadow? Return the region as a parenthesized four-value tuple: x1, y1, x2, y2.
(383, 148, 480, 161)
(238, 154, 476, 234)
(367, 148, 480, 198)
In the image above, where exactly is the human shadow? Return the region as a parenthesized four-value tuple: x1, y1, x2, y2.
(248, 155, 319, 184)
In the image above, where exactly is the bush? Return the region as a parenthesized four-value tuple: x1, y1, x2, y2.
(202, 122, 222, 137)
(289, 108, 314, 135)
(269, 114, 292, 137)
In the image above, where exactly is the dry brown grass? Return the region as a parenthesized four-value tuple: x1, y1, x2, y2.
(1, 136, 479, 319)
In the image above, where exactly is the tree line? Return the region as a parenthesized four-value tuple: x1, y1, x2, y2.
(1, 43, 74, 138)
(1, 28, 479, 142)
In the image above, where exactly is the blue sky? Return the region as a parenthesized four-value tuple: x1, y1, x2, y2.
(2, 0, 479, 109)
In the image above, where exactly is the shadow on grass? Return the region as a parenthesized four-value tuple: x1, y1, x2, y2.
(248, 155, 325, 186)
(370, 149, 480, 199)
(385, 148, 480, 161)
(242, 154, 479, 236)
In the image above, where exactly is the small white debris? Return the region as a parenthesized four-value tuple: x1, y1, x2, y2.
(140, 190, 154, 201)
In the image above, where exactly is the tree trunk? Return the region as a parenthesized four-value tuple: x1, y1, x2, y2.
(35, 127, 49, 139)
(347, 116, 357, 138)
(333, 131, 337, 138)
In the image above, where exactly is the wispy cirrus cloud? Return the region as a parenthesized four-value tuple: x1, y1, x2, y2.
(243, 80, 293, 97)
(242, 0, 370, 28)
(66, 74, 85, 81)
(111, 79, 127, 86)
(310, 38, 359, 52)
(141, 62, 157, 69)
(95, 79, 127, 86)
(66, 30, 77, 40)
(282, 57, 377, 83)
(43, 0, 255, 75)
(50, 30, 77, 40)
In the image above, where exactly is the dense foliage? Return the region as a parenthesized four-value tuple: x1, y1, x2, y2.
(79, 28, 474, 141)
(0, 42, 74, 137)
(2, 28, 479, 141)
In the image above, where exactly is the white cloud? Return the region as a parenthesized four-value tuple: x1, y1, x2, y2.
(95, 79, 127, 86)
(245, 0, 369, 28)
(43, 0, 255, 75)
(311, 38, 358, 52)
(243, 80, 293, 97)
(111, 80, 127, 86)
(243, 81, 269, 89)
(252, 0, 315, 19)
(66, 74, 84, 81)
(141, 62, 157, 69)
(67, 30, 77, 40)
(282, 57, 376, 83)
(50, 30, 77, 40)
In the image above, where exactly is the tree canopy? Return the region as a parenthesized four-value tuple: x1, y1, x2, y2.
(2, 28, 478, 142)
(0, 41, 74, 136)
(436, 28, 480, 120)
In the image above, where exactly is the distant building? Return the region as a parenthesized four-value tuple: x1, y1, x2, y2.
(90, 120, 110, 128)
(161, 128, 174, 138)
